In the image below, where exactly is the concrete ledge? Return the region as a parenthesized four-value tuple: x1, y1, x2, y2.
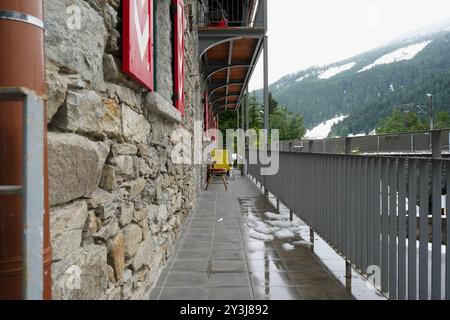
(144, 91, 181, 123)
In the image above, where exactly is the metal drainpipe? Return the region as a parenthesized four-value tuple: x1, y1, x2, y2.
(0, 0, 51, 299)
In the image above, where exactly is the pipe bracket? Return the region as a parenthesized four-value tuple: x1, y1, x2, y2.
(0, 10, 44, 30)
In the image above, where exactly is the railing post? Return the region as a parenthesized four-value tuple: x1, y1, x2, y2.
(309, 227, 315, 252)
(431, 130, 442, 299)
(344, 137, 353, 282)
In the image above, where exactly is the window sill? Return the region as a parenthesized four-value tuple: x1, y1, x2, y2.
(144, 91, 181, 123)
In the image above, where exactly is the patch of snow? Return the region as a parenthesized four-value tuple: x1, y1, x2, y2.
(264, 212, 289, 220)
(295, 74, 310, 83)
(282, 243, 295, 251)
(248, 231, 274, 241)
(254, 223, 279, 235)
(274, 229, 296, 240)
(305, 115, 347, 139)
(266, 220, 296, 228)
(318, 62, 356, 79)
(347, 133, 365, 137)
(389, 83, 394, 92)
(292, 240, 313, 247)
(358, 41, 432, 73)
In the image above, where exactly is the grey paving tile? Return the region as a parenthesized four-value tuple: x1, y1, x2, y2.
(214, 233, 242, 242)
(184, 233, 213, 242)
(212, 249, 246, 260)
(165, 272, 208, 288)
(207, 287, 253, 300)
(253, 286, 304, 300)
(246, 249, 282, 260)
(250, 272, 295, 287)
(149, 287, 162, 300)
(208, 272, 251, 287)
(180, 241, 212, 251)
(172, 259, 210, 272)
(177, 249, 211, 260)
(247, 259, 288, 272)
(159, 287, 207, 300)
(210, 260, 248, 272)
(213, 241, 244, 251)
(297, 285, 352, 300)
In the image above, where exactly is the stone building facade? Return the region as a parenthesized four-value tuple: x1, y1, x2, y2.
(44, 0, 206, 299)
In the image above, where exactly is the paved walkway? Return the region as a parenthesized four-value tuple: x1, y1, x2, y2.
(150, 173, 385, 300)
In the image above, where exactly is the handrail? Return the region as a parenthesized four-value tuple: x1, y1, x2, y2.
(278, 129, 450, 155)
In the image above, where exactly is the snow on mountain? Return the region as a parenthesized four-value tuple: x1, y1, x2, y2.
(305, 115, 347, 139)
(318, 62, 356, 79)
(358, 41, 432, 73)
(295, 73, 310, 83)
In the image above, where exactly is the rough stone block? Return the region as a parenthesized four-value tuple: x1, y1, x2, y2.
(48, 132, 109, 206)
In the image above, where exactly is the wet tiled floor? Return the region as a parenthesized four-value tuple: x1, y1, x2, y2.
(149, 173, 386, 300)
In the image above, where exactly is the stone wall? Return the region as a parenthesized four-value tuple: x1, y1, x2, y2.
(44, 0, 205, 299)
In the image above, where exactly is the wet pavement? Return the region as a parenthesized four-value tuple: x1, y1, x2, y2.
(149, 173, 386, 300)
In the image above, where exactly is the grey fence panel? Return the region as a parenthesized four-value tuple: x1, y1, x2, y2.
(247, 148, 448, 300)
(389, 159, 398, 298)
(374, 158, 382, 272)
(381, 158, 390, 294)
(414, 133, 432, 152)
(431, 156, 442, 300)
(367, 158, 375, 268)
(398, 159, 407, 300)
(447, 163, 450, 300)
(419, 160, 429, 300)
(408, 159, 418, 299)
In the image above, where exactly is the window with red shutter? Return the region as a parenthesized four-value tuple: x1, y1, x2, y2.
(122, 0, 154, 91)
(173, 0, 185, 115)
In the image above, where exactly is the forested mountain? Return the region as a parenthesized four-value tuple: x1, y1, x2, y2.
(254, 22, 450, 137)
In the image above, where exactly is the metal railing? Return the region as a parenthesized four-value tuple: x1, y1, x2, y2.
(279, 130, 450, 155)
(197, 0, 262, 28)
(0, 88, 45, 299)
(248, 131, 450, 300)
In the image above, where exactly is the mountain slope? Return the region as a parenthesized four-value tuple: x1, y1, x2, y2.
(255, 24, 450, 137)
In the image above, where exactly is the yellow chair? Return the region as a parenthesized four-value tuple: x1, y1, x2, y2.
(211, 149, 232, 175)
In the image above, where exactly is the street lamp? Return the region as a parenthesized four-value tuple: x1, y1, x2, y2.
(427, 93, 433, 130)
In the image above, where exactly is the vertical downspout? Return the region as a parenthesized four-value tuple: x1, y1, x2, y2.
(0, 0, 51, 299)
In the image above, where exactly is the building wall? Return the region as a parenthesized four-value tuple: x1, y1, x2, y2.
(44, 0, 205, 299)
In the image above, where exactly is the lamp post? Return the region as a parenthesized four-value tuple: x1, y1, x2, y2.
(427, 94, 434, 130)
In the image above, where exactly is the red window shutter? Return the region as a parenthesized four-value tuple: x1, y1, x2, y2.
(122, 0, 154, 91)
(173, 0, 185, 115)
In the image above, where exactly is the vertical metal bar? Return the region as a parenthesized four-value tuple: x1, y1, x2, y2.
(367, 158, 374, 268)
(381, 158, 389, 294)
(362, 157, 368, 274)
(374, 158, 381, 273)
(408, 159, 418, 300)
(431, 131, 442, 300)
(263, 36, 269, 131)
(446, 161, 450, 300)
(419, 160, 429, 300)
(338, 156, 343, 254)
(355, 158, 362, 270)
(345, 157, 351, 259)
(22, 94, 44, 300)
(398, 159, 407, 300)
(351, 157, 356, 264)
(389, 158, 398, 299)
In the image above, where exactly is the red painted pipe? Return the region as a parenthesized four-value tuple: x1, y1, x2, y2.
(0, 0, 51, 299)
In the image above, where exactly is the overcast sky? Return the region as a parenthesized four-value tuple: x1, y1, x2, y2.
(249, 0, 450, 91)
